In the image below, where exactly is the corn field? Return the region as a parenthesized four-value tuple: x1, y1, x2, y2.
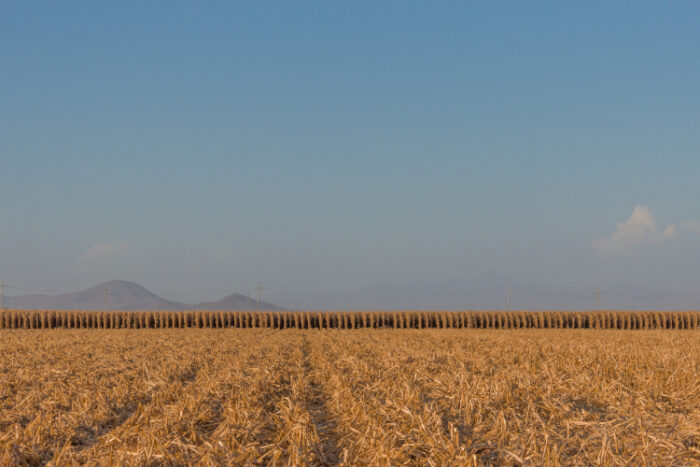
(1, 329, 698, 465)
(0, 309, 699, 330)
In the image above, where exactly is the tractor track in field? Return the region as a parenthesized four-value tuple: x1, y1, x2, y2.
(302, 337, 342, 466)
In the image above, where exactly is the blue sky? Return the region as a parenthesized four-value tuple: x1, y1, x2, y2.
(2, 2, 700, 298)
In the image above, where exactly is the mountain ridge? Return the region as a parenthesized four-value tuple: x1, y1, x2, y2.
(4, 280, 283, 311)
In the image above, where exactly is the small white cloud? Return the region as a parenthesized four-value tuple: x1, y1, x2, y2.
(662, 224, 677, 239)
(595, 206, 700, 254)
(594, 206, 675, 252)
(79, 241, 129, 261)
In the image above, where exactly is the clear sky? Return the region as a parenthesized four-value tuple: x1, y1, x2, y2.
(2, 2, 700, 299)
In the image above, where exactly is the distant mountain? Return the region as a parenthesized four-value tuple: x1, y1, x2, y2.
(5, 280, 285, 311)
(5, 280, 189, 311)
(195, 293, 282, 311)
(5, 277, 699, 311)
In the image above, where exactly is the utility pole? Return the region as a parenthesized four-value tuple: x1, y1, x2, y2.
(0, 280, 4, 309)
(596, 286, 601, 310)
(257, 282, 263, 311)
(506, 289, 511, 311)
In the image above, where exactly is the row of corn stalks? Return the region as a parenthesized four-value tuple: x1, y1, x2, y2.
(0, 310, 699, 329)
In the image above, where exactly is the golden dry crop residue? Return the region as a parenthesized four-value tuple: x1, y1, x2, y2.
(0, 330, 698, 465)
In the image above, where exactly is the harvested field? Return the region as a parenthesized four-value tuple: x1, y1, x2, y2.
(1, 329, 699, 465)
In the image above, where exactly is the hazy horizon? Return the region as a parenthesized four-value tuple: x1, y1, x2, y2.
(3, 2, 700, 301)
(5, 273, 700, 312)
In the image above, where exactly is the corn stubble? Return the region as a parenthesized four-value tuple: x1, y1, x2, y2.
(0, 329, 698, 465)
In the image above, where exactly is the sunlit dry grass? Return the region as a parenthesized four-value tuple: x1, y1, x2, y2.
(0, 329, 698, 465)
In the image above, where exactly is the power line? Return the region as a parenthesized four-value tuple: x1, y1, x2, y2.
(158, 289, 245, 298)
(2, 283, 57, 294)
(262, 287, 505, 300)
